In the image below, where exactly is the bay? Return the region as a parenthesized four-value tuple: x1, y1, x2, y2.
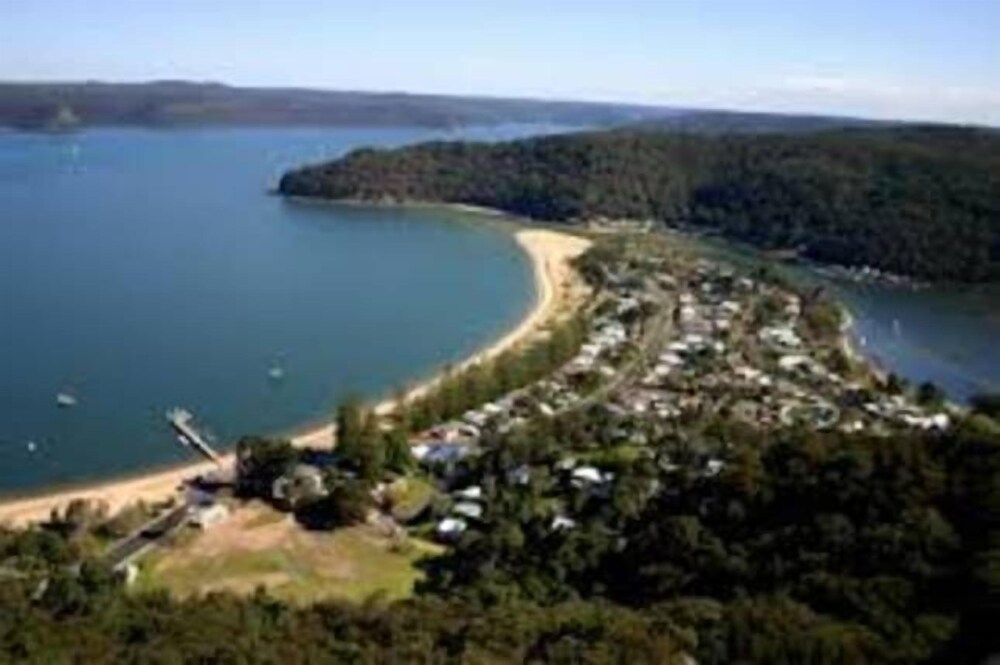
(0, 125, 565, 494)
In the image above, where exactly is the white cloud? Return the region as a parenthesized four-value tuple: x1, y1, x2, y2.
(763, 73, 1000, 125)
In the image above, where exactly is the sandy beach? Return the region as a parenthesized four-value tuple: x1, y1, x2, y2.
(0, 228, 591, 527)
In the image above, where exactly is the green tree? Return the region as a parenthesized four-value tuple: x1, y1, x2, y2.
(384, 429, 415, 474)
(235, 436, 297, 499)
(916, 381, 946, 407)
(295, 473, 372, 530)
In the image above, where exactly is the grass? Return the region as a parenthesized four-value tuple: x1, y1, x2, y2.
(134, 502, 440, 605)
(385, 476, 437, 522)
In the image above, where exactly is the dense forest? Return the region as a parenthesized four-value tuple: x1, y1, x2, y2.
(1, 404, 999, 663)
(280, 127, 1000, 281)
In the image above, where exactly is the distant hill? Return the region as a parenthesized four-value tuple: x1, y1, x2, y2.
(279, 125, 1000, 282)
(0, 81, 916, 133)
(0, 81, 686, 130)
(633, 108, 896, 134)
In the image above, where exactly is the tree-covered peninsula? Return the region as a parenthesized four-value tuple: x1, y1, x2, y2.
(279, 126, 1000, 282)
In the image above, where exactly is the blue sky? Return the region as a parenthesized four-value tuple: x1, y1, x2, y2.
(1, 0, 997, 124)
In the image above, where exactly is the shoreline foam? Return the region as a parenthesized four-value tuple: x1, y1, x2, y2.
(0, 228, 591, 527)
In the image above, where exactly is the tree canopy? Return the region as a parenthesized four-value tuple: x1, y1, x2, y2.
(281, 126, 1000, 282)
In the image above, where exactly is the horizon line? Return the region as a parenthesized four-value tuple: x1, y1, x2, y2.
(0, 76, 994, 130)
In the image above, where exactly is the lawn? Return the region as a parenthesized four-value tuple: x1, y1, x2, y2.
(135, 502, 441, 605)
(385, 476, 437, 522)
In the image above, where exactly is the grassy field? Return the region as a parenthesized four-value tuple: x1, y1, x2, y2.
(135, 501, 441, 605)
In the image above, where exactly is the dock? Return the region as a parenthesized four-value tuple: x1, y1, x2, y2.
(166, 408, 222, 464)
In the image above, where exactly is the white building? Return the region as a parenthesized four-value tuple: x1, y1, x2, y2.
(189, 503, 230, 529)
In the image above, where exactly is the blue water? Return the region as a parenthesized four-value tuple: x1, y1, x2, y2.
(690, 236, 1000, 403)
(836, 283, 1000, 403)
(0, 125, 565, 494)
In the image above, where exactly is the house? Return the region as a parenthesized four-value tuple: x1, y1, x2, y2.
(571, 466, 615, 486)
(482, 402, 505, 417)
(778, 354, 810, 371)
(436, 517, 467, 541)
(929, 413, 951, 430)
(734, 365, 762, 381)
(507, 464, 532, 486)
(272, 464, 327, 508)
(463, 410, 489, 427)
(428, 422, 479, 442)
(189, 502, 231, 529)
(572, 466, 603, 484)
(452, 501, 484, 520)
(705, 459, 725, 477)
(683, 334, 706, 348)
(453, 485, 483, 501)
(418, 443, 473, 466)
(411, 443, 432, 461)
(555, 457, 578, 472)
(760, 326, 802, 349)
(660, 352, 684, 366)
(551, 515, 577, 531)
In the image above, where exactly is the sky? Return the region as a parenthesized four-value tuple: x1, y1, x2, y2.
(1, 0, 998, 125)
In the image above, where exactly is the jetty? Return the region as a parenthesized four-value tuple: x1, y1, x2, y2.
(166, 408, 222, 464)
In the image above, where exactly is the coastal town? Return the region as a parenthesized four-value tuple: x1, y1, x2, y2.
(0, 226, 962, 599)
(3, 3, 999, 658)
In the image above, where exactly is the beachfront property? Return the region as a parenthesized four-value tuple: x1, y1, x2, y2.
(16, 232, 959, 607)
(189, 502, 231, 530)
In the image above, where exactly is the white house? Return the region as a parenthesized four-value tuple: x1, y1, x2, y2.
(551, 515, 577, 531)
(436, 517, 467, 540)
(454, 485, 483, 501)
(452, 501, 484, 520)
(189, 503, 230, 529)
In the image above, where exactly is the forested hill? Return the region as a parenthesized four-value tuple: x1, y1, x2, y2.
(279, 127, 1000, 282)
(0, 81, 899, 132)
(0, 81, 679, 130)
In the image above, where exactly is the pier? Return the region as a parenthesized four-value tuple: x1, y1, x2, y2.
(166, 408, 222, 464)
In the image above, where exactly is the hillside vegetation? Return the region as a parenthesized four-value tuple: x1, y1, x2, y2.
(280, 127, 1000, 281)
(2, 413, 999, 663)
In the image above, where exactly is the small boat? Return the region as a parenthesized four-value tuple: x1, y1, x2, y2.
(26, 441, 37, 453)
(56, 392, 78, 408)
(268, 365, 285, 381)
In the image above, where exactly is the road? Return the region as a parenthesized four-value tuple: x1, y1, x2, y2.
(102, 502, 191, 571)
(563, 280, 674, 415)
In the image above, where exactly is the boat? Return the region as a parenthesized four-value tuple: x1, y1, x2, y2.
(56, 392, 78, 408)
(268, 365, 285, 381)
(26, 441, 37, 453)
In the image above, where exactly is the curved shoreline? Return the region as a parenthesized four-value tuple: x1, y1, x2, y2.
(0, 228, 591, 527)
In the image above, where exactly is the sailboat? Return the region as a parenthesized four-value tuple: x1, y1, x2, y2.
(56, 391, 78, 408)
(268, 363, 285, 381)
